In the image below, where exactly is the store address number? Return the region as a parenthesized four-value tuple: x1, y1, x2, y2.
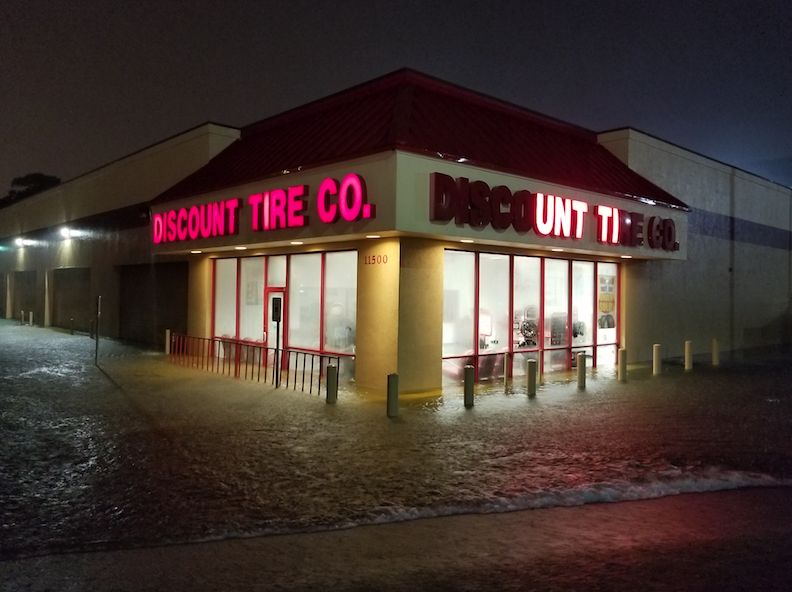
(364, 255, 388, 265)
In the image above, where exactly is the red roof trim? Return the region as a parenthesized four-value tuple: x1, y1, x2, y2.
(152, 69, 689, 211)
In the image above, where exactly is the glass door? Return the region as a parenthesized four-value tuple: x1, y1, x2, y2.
(265, 289, 286, 350)
(265, 288, 286, 385)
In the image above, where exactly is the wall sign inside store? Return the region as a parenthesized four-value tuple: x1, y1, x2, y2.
(429, 173, 679, 251)
(152, 174, 375, 244)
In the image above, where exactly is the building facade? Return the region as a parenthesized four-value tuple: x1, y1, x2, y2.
(3, 71, 791, 393)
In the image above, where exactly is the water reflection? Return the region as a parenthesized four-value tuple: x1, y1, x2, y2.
(2, 322, 792, 559)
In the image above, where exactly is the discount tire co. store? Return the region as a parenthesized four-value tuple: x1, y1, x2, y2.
(6, 70, 792, 393)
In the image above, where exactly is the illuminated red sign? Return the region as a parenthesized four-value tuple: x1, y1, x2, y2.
(152, 173, 375, 245)
(430, 173, 678, 251)
(249, 186, 308, 230)
(152, 198, 240, 244)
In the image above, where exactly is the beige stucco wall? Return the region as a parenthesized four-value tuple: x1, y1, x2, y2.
(355, 237, 401, 390)
(0, 124, 240, 238)
(396, 238, 444, 392)
(0, 124, 240, 338)
(187, 256, 213, 338)
(600, 128, 792, 361)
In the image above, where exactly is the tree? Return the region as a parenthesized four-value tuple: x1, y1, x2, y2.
(1, 173, 61, 207)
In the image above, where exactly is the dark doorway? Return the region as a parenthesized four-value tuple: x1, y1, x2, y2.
(52, 267, 91, 332)
(119, 262, 188, 348)
(13, 270, 37, 322)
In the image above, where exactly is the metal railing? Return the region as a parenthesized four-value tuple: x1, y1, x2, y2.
(169, 333, 345, 396)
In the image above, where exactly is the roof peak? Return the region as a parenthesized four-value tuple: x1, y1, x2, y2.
(242, 68, 593, 141)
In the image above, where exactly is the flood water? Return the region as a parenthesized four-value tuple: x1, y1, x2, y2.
(1, 320, 791, 559)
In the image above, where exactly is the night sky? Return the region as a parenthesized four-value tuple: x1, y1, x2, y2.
(2, 0, 791, 195)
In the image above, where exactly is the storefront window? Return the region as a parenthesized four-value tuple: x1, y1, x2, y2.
(597, 345, 618, 368)
(442, 251, 475, 358)
(571, 261, 594, 347)
(596, 263, 618, 344)
(213, 258, 237, 338)
(268, 255, 286, 287)
(238, 258, 264, 342)
(324, 251, 357, 353)
(441, 250, 619, 382)
(288, 253, 322, 350)
(513, 256, 541, 351)
(544, 259, 569, 349)
(478, 254, 510, 354)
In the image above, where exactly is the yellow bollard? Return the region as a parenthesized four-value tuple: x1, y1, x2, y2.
(464, 365, 475, 408)
(653, 343, 662, 375)
(527, 359, 537, 396)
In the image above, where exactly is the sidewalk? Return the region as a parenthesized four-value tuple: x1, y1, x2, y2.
(3, 487, 792, 591)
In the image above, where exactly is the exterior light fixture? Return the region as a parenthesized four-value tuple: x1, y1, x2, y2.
(61, 228, 71, 238)
(15, 238, 24, 246)
(290, 241, 304, 245)
(234, 246, 247, 250)
(551, 248, 564, 252)
(191, 250, 202, 254)
(621, 255, 632, 259)
(460, 239, 474, 244)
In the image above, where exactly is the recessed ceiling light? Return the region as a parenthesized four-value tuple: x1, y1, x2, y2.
(191, 250, 202, 254)
(551, 248, 564, 252)
(366, 235, 380, 239)
(621, 255, 632, 259)
(460, 239, 474, 244)
(234, 246, 247, 250)
(290, 241, 303, 245)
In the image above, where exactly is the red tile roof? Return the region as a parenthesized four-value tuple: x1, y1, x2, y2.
(152, 69, 688, 210)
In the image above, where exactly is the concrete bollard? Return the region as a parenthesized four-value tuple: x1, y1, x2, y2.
(653, 343, 662, 375)
(165, 329, 171, 355)
(684, 340, 693, 370)
(618, 348, 627, 381)
(712, 338, 720, 366)
(326, 365, 338, 404)
(577, 352, 586, 390)
(527, 358, 538, 396)
(20, 310, 24, 325)
(28, 311, 33, 326)
(464, 365, 475, 408)
(387, 373, 399, 418)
